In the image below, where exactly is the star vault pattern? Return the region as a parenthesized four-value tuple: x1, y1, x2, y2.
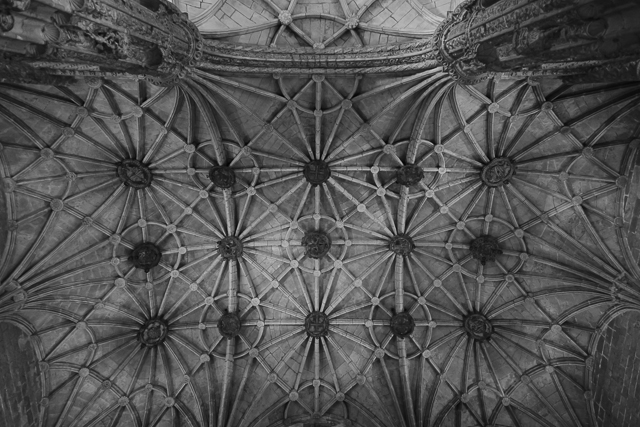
(0, 72, 639, 427)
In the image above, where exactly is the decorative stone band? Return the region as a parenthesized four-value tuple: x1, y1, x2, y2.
(198, 39, 440, 74)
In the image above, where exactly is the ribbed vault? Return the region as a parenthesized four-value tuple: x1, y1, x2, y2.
(1, 66, 640, 427)
(185, 0, 445, 42)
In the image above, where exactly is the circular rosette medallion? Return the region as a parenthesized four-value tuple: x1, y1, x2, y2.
(480, 157, 516, 187)
(130, 242, 162, 272)
(390, 311, 415, 338)
(198, 291, 265, 359)
(110, 222, 184, 284)
(304, 311, 329, 338)
(389, 234, 415, 256)
(481, 157, 515, 187)
(368, 293, 434, 359)
(303, 160, 332, 186)
(209, 165, 236, 189)
(396, 163, 425, 186)
(116, 159, 153, 189)
(463, 313, 493, 341)
(469, 235, 503, 265)
(187, 140, 259, 196)
(217, 311, 242, 339)
(444, 216, 527, 276)
(282, 215, 347, 273)
(301, 231, 332, 259)
(138, 318, 169, 347)
(373, 140, 440, 198)
(217, 236, 244, 260)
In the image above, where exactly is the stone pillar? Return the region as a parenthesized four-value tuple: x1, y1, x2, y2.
(0, 0, 202, 85)
(433, 0, 640, 83)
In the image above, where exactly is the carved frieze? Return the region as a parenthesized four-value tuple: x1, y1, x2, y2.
(434, 0, 640, 83)
(199, 39, 438, 74)
(0, 0, 202, 85)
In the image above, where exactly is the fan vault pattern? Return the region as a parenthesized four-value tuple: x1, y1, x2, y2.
(1, 70, 640, 427)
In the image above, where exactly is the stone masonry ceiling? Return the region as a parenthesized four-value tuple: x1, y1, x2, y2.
(179, 0, 460, 42)
(2, 66, 640, 427)
(1, 1, 640, 427)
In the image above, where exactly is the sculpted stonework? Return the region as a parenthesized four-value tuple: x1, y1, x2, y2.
(433, 0, 640, 83)
(0, 0, 638, 83)
(0, 0, 202, 84)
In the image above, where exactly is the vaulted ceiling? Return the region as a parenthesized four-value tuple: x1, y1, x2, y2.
(178, 0, 457, 41)
(1, 1, 640, 427)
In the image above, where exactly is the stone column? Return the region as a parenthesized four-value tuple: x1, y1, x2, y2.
(433, 0, 640, 83)
(0, 0, 202, 85)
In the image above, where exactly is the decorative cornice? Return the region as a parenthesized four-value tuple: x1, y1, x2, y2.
(198, 39, 438, 74)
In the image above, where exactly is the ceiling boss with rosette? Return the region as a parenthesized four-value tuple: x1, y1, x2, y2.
(1, 1, 640, 427)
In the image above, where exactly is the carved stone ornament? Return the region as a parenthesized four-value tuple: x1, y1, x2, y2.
(138, 319, 168, 347)
(130, 242, 162, 272)
(3, 0, 31, 11)
(396, 164, 425, 186)
(302, 231, 332, 259)
(0, 0, 204, 84)
(305, 311, 329, 338)
(209, 165, 236, 189)
(390, 312, 415, 338)
(303, 160, 331, 186)
(217, 311, 241, 339)
(431, 0, 635, 84)
(346, 16, 359, 29)
(470, 235, 502, 265)
(217, 236, 243, 260)
(0, 12, 15, 32)
(464, 313, 493, 341)
(389, 234, 415, 256)
(117, 159, 152, 189)
(481, 157, 514, 187)
(200, 38, 438, 75)
(278, 10, 292, 25)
